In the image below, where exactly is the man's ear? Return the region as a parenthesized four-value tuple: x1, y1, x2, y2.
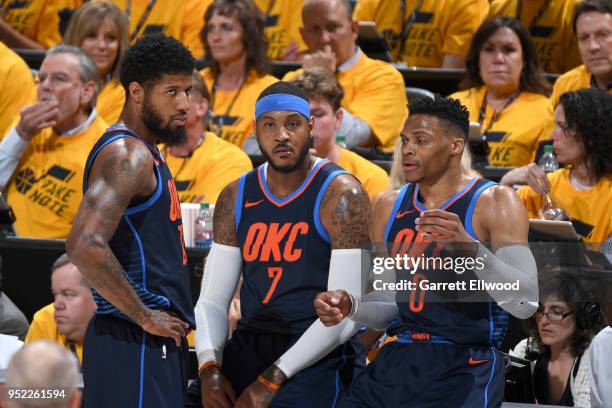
(128, 82, 145, 104)
(334, 108, 343, 131)
(80, 81, 96, 108)
(309, 115, 315, 137)
(197, 97, 209, 118)
(451, 137, 465, 156)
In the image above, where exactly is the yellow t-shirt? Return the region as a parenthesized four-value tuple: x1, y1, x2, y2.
(100, 0, 205, 55)
(96, 79, 125, 125)
(0, 42, 36, 140)
(25, 303, 83, 364)
(353, 0, 486, 67)
(159, 131, 252, 203)
(517, 168, 612, 243)
(202, 69, 278, 148)
(6, 114, 108, 239)
(1, 0, 80, 48)
(254, 0, 308, 61)
(488, 0, 581, 74)
(179, 0, 210, 58)
(337, 147, 389, 202)
(450, 86, 550, 167)
(283, 52, 407, 152)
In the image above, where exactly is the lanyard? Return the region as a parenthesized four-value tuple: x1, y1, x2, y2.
(209, 75, 246, 136)
(126, 0, 156, 42)
(516, 0, 550, 30)
(478, 91, 520, 134)
(162, 134, 205, 179)
(398, 0, 426, 59)
(263, 0, 276, 21)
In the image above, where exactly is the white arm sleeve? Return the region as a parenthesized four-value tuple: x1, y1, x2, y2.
(475, 244, 539, 319)
(194, 243, 242, 367)
(0, 128, 29, 190)
(337, 108, 373, 148)
(349, 289, 399, 331)
(274, 249, 367, 379)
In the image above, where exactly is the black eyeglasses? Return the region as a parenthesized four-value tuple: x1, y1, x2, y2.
(535, 308, 573, 321)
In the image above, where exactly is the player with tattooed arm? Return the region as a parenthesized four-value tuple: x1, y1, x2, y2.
(66, 34, 195, 407)
(194, 81, 371, 407)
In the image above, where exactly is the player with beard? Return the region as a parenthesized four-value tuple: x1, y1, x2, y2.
(66, 34, 195, 408)
(194, 81, 371, 407)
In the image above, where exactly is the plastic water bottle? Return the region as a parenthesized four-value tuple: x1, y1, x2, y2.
(336, 134, 347, 148)
(537, 146, 568, 220)
(194, 202, 213, 249)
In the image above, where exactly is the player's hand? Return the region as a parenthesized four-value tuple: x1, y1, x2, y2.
(141, 309, 189, 346)
(16, 100, 59, 141)
(200, 365, 236, 408)
(314, 290, 352, 326)
(235, 380, 277, 408)
(499, 163, 551, 195)
(302, 44, 336, 72)
(415, 209, 478, 255)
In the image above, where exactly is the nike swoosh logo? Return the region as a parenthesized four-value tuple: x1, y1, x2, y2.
(244, 199, 264, 208)
(468, 357, 489, 365)
(396, 210, 416, 219)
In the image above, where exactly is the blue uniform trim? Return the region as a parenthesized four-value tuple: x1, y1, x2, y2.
(332, 343, 348, 408)
(125, 165, 163, 215)
(258, 159, 328, 206)
(413, 177, 479, 212)
(125, 216, 147, 288)
(488, 301, 494, 346)
(465, 181, 496, 240)
(235, 174, 247, 230)
(138, 332, 147, 408)
(314, 169, 347, 243)
(483, 348, 497, 408)
(384, 183, 411, 242)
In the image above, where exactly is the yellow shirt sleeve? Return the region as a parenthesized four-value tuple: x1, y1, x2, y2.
(442, 0, 486, 57)
(0, 44, 36, 140)
(96, 80, 125, 125)
(337, 54, 407, 151)
(337, 148, 390, 202)
(255, 0, 307, 61)
(179, 0, 211, 58)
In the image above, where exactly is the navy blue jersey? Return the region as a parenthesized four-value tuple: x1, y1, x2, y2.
(235, 159, 347, 334)
(83, 125, 195, 328)
(385, 177, 508, 346)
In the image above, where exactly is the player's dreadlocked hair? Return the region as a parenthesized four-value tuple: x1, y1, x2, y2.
(120, 33, 195, 92)
(409, 96, 470, 140)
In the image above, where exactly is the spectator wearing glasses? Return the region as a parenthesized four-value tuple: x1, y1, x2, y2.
(510, 279, 606, 407)
(0, 45, 106, 239)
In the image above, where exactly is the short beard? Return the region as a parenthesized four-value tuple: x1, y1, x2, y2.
(260, 137, 312, 173)
(142, 97, 186, 146)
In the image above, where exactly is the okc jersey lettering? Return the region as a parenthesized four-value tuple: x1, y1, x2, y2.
(242, 222, 309, 262)
(235, 159, 347, 334)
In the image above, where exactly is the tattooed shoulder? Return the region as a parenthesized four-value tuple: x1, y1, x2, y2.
(320, 174, 372, 249)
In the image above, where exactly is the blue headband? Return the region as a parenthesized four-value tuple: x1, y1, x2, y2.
(255, 93, 310, 120)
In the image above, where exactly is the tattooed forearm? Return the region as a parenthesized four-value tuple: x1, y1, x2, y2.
(213, 183, 239, 246)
